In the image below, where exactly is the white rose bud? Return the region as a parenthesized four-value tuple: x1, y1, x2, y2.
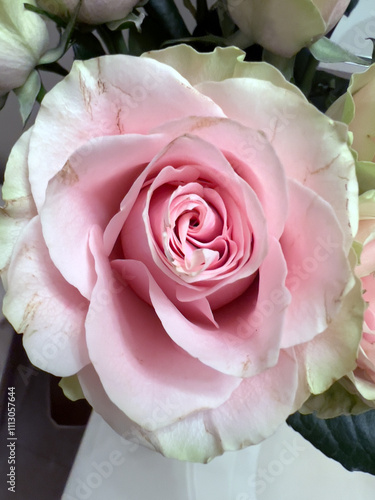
(37, 0, 140, 25)
(0, 0, 49, 97)
(227, 0, 350, 57)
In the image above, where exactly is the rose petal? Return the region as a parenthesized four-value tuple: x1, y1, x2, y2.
(196, 78, 358, 251)
(294, 261, 363, 398)
(29, 55, 225, 209)
(280, 179, 349, 347)
(143, 44, 304, 98)
(121, 134, 268, 305)
(150, 116, 289, 239)
(3, 217, 89, 376)
(0, 129, 37, 283)
(41, 134, 165, 298)
(78, 364, 223, 462)
(205, 350, 298, 451)
(78, 365, 157, 452)
(86, 226, 241, 431)
(114, 237, 289, 378)
(78, 349, 299, 462)
(362, 273, 375, 331)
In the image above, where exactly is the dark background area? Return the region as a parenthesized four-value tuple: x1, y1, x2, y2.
(0, 321, 91, 500)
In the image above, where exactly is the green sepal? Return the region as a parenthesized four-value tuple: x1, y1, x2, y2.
(183, 0, 196, 18)
(147, 0, 190, 39)
(23, 2, 66, 28)
(310, 37, 371, 65)
(162, 34, 231, 49)
(262, 50, 295, 81)
(38, 0, 82, 65)
(59, 374, 85, 401)
(106, 8, 146, 32)
(73, 32, 106, 60)
(14, 70, 41, 125)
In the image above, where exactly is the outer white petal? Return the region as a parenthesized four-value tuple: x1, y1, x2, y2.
(0, 129, 36, 287)
(294, 255, 363, 405)
(3, 217, 90, 376)
(0, 0, 48, 95)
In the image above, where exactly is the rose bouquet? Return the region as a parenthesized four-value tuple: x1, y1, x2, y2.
(1, 0, 375, 486)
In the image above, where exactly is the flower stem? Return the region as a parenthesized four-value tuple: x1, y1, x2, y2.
(300, 54, 319, 98)
(38, 61, 69, 77)
(36, 84, 47, 104)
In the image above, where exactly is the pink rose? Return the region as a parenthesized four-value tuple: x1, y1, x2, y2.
(0, 45, 362, 462)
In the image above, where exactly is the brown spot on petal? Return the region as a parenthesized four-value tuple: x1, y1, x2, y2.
(312, 154, 340, 175)
(116, 108, 124, 134)
(242, 355, 252, 375)
(20, 293, 42, 333)
(57, 161, 79, 186)
(97, 79, 107, 94)
(79, 70, 92, 116)
(20, 243, 33, 260)
(189, 116, 224, 132)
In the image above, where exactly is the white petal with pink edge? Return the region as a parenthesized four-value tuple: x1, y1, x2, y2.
(3, 217, 90, 376)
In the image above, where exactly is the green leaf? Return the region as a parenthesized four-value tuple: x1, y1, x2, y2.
(310, 37, 371, 65)
(96, 24, 128, 54)
(162, 34, 231, 49)
(38, 61, 69, 77)
(72, 32, 106, 60)
(106, 7, 146, 32)
(262, 50, 295, 81)
(346, 0, 360, 16)
(287, 410, 375, 475)
(23, 2, 66, 28)
(183, 0, 196, 18)
(196, 0, 208, 25)
(147, 0, 190, 39)
(368, 38, 375, 61)
(14, 70, 41, 125)
(216, 0, 237, 39)
(38, 0, 82, 65)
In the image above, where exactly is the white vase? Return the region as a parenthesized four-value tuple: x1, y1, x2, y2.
(63, 412, 375, 500)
